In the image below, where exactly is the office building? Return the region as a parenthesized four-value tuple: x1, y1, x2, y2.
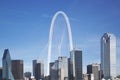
(24, 72, 31, 79)
(33, 60, 44, 80)
(50, 62, 58, 80)
(2, 49, 14, 80)
(50, 56, 68, 80)
(83, 74, 89, 80)
(12, 60, 24, 80)
(68, 58, 73, 80)
(87, 64, 100, 80)
(70, 49, 82, 80)
(58, 56, 68, 80)
(101, 33, 116, 79)
(0, 67, 2, 80)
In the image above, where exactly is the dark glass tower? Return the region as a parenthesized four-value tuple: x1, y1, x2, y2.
(33, 60, 44, 80)
(2, 49, 14, 80)
(70, 49, 83, 80)
(0, 67, 2, 80)
(12, 60, 24, 80)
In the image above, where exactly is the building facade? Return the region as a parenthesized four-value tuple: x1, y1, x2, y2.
(50, 62, 58, 80)
(24, 72, 31, 79)
(0, 67, 2, 80)
(70, 49, 83, 80)
(2, 49, 14, 80)
(33, 60, 44, 80)
(87, 64, 100, 80)
(50, 56, 68, 80)
(58, 57, 68, 80)
(12, 60, 24, 80)
(68, 58, 73, 80)
(101, 33, 116, 79)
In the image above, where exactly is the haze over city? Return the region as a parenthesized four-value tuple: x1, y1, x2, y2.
(0, 0, 120, 76)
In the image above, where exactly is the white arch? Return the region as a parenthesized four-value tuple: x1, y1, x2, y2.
(47, 11, 73, 75)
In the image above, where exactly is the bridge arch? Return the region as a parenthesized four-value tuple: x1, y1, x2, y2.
(47, 11, 73, 75)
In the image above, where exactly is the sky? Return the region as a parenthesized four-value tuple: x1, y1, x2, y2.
(0, 0, 120, 75)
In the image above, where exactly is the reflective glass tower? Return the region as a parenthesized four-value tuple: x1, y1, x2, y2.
(2, 49, 14, 80)
(12, 60, 24, 80)
(70, 49, 82, 80)
(0, 67, 2, 80)
(101, 33, 116, 79)
(33, 60, 44, 80)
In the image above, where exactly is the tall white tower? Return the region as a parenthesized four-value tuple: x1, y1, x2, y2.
(101, 33, 116, 79)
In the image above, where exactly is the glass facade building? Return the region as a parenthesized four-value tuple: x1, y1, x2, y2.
(2, 49, 14, 80)
(50, 56, 68, 80)
(33, 60, 44, 80)
(12, 60, 24, 80)
(70, 49, 82, 80)
(101, 33, 116, 79)
(87, 64, 100, 80)
(0, 67, 2, 80)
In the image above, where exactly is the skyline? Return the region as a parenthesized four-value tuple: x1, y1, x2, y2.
(0, 0, 120, 75)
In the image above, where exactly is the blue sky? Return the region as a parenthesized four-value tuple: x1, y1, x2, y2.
(0, 0, 120, 75)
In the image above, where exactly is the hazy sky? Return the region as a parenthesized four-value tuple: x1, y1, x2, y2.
(0, 0, 120, 75)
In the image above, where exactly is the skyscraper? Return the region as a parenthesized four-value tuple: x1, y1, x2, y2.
(70, 49, 82, 80)
(50, 56, 68, 80)
(58, 57, 68, 80)
(50, 62, 58, 80)
(101, 33, 116, 79)
(87, 64, 100, 80)
(12, 60, 24, 80)
(33, 60, 44, 80)
(2, 49, 14, 80)
(68, 58, 73, 80)
(0, 67, 2, 80)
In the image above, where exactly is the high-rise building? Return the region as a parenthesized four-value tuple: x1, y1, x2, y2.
(70, 49, 82, 80)
(68, 58, 73, 80)
(2, 49, 14, 80)
(50, 56, 68, 80)
(33, 60, 44, 80)
(58, 57, 68, 80)
(101, 33, 116, 79)
(0, 67, 2, 80)
(12, 60, 24, 80)
(50, 62, 58, 80)
(87, 64, 100, 80)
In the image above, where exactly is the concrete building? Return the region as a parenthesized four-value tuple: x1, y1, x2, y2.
(50, 56, 68, 80)
(70, 49, 83, 80)
(101, 33, 116, 79)
(2, 49, 14, 80)
(50, 62, 58, 80)
(58, 57, 68, 80)
(83, 74, 89, 80)
(87, 64, 100, 80)
(33, 60, 44, 80)
(12, 60, 24, 80)
(83, 74, 94, 80)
